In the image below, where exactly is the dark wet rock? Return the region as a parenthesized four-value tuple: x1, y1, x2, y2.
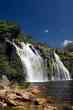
(63, 105, 73, 110)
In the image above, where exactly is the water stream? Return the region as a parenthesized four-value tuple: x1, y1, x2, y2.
(13, 42, 48, 82)
(50, 52, 70, 80)
(6, 39, 71, 82)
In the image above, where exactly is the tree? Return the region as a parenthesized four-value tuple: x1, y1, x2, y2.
(0, 20, 20, 42)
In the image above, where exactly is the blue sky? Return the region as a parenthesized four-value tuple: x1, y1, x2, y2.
(0, 0, 73, 47)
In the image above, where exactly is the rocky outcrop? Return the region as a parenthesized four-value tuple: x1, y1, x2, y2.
(0, 20, 73, 82)
(56, 50, 73, 78)
(0, 21, 25, 82)
(37, 46, 73, 79)
(0, 83, 73, 110)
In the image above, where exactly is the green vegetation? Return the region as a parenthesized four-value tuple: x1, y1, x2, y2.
(0, 20, 20, 41)
(16, 33, 34, 43)
(0, 20, 37, 82)
(0, 20, 73, 82)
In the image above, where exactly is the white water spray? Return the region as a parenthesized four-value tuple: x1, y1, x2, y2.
(51, 52, 70, 80)
(13, 42, 48, 82)
(5, 39, 71, 81)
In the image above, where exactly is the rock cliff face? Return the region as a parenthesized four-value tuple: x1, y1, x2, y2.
(0, 21, 73, 82)
(0, 41, 25, 82)
(56, 50, 73, 78)
(0, 21, 25, 82)
(36, 45, 73, 79)
(1, 36, 73, 81)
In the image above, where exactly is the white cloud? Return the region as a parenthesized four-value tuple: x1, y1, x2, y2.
(44, 29, 48, 33)
(62, 40, 73, 47)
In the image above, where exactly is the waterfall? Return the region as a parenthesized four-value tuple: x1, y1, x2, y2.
(5, 39, 71, 81)
(13, 42, 48, 82)
(51, 52, 70, 80)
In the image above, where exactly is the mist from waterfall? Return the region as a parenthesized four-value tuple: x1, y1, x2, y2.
(13, 42, 48, 82)
(51, 52, 71, 80)
(6, 39, 71, 81)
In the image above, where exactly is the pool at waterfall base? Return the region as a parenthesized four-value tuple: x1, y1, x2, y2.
(4, 41, 73, 110)
(29, 80, 73, 102)
(5, 80, 73, 110)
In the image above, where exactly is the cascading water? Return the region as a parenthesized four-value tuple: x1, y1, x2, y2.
(50, 52, 71, 80)
(5, 39, 71, 81)
(13, 42, 48, 82)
